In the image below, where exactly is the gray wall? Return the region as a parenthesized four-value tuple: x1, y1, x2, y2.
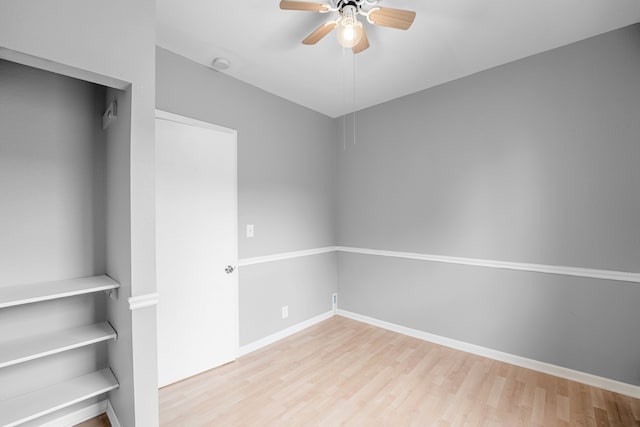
(104, 85, 136, 426)
(240, 253, 337, 344)
(1, 0, 158, 423)
(336, 24, 640, 385)
(0, 60, 109, 413)
(0, 59, 106, 286)
(338, 252, 640, 384)
(338, 24, 640, 271)
(156, 47, 338, 346)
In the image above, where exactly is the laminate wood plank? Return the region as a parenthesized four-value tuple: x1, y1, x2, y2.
(159, 316, 640, 426)
(617, 394, 638, 426)
(532, 387, 546, 425)
(74, 413, 111, 427)
(542, 373, 559, 427)
(487, 375, 506, 408)
(558, 394, 571, 421)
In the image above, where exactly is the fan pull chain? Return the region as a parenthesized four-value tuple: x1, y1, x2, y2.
(343, 47, 347, 150)
(352, 112, 356, 145)
(342, 112, 346, 151)
(353, 50, 356, 145)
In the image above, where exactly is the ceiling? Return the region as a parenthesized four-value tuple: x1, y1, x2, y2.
(156, 0, 640, 118)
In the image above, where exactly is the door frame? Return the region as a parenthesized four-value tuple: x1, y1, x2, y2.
(154, 108, 240, 368)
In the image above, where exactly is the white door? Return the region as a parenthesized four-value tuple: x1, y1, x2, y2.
(155, 110, 238, 388)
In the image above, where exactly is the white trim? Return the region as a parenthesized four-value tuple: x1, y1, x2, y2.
(337, 310, 640, 399)
(238, 247, 336, 267)
(155, 109, 237, 135)
(238, 311, 334, 356)
(336, 246, 640, 283)
(238, 245, 640, 283)
(106, 400, 122, 427)
(128, 293, 159, 310)
(0, 48, 130, 90)
(38, 401, 107, 427)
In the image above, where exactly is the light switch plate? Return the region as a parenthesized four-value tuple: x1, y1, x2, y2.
(246, 224, 254, 238)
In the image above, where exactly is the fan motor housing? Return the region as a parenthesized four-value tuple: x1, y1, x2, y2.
(337, 0, 361, 12)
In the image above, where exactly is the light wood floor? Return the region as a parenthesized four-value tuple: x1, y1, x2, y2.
(160, 316, 640, 426)
(74, 413, 111, 427)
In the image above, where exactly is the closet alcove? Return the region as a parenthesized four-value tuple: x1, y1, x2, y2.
(0, 58, 131, 426)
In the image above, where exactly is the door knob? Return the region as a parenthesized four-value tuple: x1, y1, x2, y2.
(225, 265, 235, 274)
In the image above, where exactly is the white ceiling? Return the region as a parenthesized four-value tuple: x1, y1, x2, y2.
(157, 0, 640, 118)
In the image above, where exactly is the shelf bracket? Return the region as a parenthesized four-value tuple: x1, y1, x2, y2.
(106, 288, 118, 301)
(107, 321, 119, 341)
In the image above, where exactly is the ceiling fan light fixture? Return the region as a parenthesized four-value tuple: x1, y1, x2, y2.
(280, 0, 415, 53)
(336, 6, 363, 48)
(337, 19, 363, 48)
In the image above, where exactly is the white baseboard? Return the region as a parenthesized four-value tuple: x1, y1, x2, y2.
(106, 400, 122, 427)
(38, 400, 108, 427)
(337, 309, 640, 399)
(239, 310, 334, 357)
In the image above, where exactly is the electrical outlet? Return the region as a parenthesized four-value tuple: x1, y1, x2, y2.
(246, 224, 254, 238)
(282, 305, 288, 319)
(332, 293, 338, 312)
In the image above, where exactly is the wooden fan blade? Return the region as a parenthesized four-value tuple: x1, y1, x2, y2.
(352, 26, 370, 54)
(302, 21, 337, 45)
(280, 0, 330, 12)
(368, 7, 416, 30)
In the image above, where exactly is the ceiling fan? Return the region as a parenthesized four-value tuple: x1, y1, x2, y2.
(280, 0, 416, 54)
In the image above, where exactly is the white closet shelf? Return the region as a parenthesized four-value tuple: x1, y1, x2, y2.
(0, 322, 117, 369)
(0, 368, 118, 427)
(0, 275, 119, 309)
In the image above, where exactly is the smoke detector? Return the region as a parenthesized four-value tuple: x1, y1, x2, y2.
(210, 57, 231, 71)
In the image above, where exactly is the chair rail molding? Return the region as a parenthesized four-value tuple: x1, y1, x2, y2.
(238, 245, 640, 283)
(128, 293, 160, 310)
(336, 246, 640, 284)
(238, 246, 335, 267)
